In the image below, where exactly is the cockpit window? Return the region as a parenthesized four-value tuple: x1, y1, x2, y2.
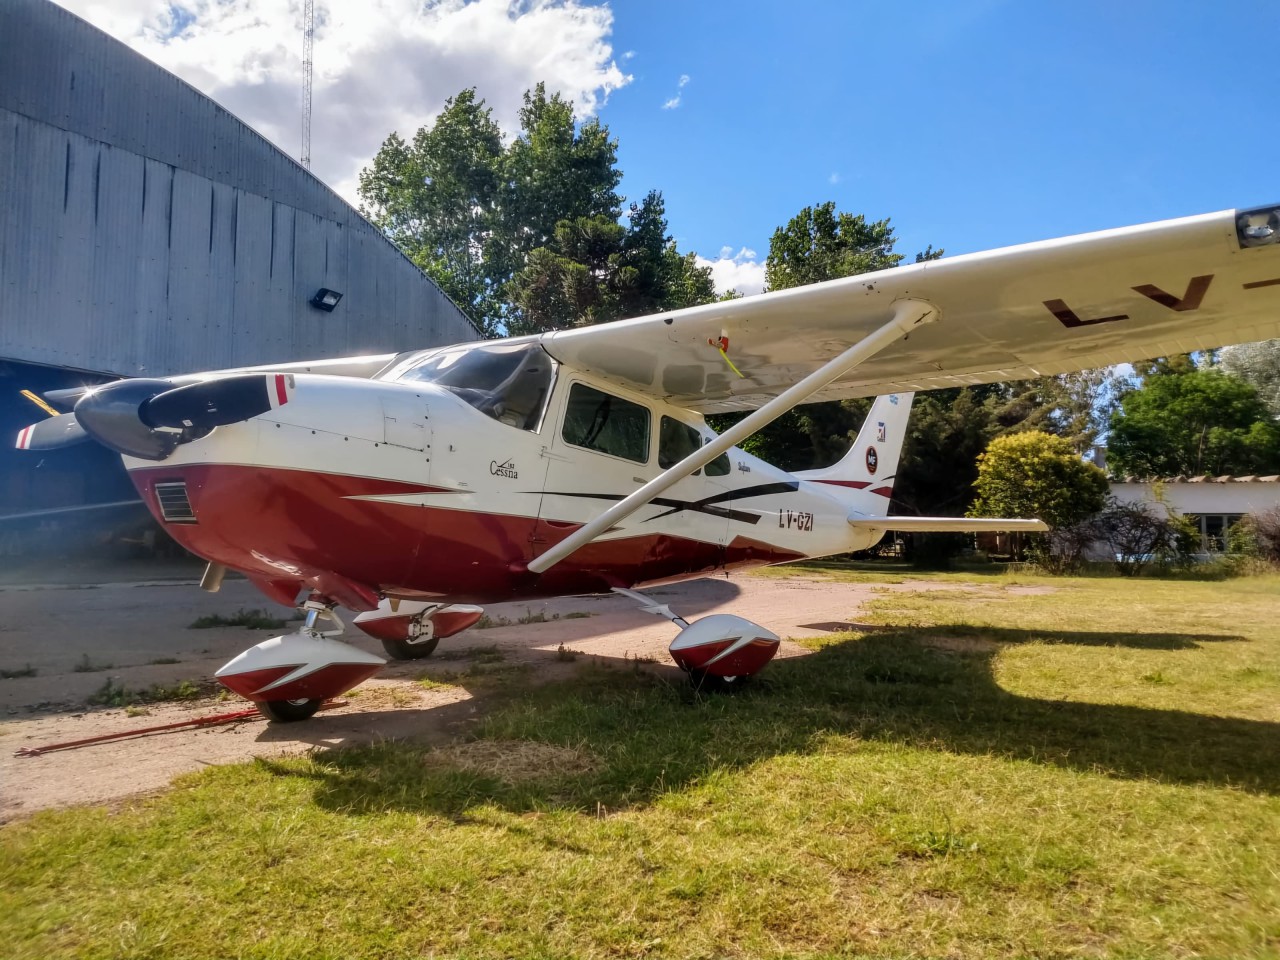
(396, 344, 554, 431)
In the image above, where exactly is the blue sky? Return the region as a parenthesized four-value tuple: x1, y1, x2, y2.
(60, 0, 1280, 294)
(601, 0, 1280, 282)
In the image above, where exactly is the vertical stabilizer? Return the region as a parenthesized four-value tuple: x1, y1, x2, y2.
(793, 392, 915, 514)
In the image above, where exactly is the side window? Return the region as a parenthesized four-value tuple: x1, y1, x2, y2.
(704, 436, 731, 477)
(659, 416, 702, 473)
(562, 383, 650, 463)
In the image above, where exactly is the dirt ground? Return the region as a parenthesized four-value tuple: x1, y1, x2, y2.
(0, 570, 996, 821)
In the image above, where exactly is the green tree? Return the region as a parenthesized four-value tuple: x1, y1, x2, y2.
(360, 84, 715, 336)
(1107, 369, 1280, 477)
(358, 89, 503, 334)
(1219, 339, 1280, 417)
(506, 191, 716, 336)
(969, 431, 1108, 529)
(487, 84, 623, 298)
(764, 203, 904, 291)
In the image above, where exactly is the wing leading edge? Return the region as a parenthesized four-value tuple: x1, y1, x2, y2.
(540, 206, 1280, 412)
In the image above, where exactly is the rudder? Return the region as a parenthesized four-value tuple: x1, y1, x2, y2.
(793, 392, 915, 512)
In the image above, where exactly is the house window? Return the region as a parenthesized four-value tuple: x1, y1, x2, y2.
(1184, 514, 1248, 552)
(561, 383, 650, 463)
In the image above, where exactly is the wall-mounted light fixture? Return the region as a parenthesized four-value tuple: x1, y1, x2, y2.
(309, 288, 343, 311)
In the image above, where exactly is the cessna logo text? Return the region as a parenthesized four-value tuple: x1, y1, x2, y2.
(490, 459, 518, 479)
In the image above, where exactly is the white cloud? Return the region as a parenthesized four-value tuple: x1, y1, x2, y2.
(661, 72, 690, 109)
(53, 0, 632, 206)
(696, 247, 766, 297)
(828, 172, 841, 184)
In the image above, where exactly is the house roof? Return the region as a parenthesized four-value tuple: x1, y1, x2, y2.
(1114, 475, 1280, 484)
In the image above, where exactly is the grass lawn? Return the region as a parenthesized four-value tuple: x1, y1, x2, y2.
(3, 569, 1279, 959)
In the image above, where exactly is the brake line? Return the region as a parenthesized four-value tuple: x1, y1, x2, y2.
(13, 700, 346, 757)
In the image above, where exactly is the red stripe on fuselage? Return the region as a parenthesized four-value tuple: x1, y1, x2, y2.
(128, 464, 804, 605)
(274, 374, 288, 407)
(813, 480, 872, 489)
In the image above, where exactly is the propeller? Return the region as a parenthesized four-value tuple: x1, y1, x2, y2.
(14, 414, 87, 451)
(14, 373, 293, 461)
(143, 374, 285, 431)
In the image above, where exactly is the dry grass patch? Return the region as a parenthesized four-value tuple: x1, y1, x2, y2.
(423, 739, 598, 784)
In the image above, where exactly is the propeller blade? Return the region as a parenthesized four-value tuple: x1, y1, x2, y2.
(43, 386, 96, 407)
(143, 374, 292, 430)
(15, 414, 87, 451)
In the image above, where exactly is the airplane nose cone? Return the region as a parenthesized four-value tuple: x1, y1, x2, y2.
(74, 378, 178, 461)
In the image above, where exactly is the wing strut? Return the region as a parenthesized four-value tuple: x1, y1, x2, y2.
(526, 299, 939, 574)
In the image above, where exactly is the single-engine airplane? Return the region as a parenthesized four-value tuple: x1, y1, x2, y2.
(16, 205, 1280, 720)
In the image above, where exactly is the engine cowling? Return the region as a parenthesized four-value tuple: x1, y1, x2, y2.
(668, 614, 780, 679)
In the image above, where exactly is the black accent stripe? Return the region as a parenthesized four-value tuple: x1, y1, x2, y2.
(541, 481, 800, 526)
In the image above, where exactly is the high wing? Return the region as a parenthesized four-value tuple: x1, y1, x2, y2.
(540, 206, 1280, 412)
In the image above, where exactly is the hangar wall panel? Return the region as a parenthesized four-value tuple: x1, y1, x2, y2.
(0, 0, 478, 378)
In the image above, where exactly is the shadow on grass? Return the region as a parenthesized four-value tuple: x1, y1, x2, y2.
(258, 624, 1280, 817)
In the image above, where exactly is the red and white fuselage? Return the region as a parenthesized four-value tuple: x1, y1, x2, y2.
(123, 354, 901, 612)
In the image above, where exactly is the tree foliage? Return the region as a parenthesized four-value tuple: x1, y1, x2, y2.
(1219, 339, 1280, 418)
(1107, 369, 1280, 477)
(968, 431, 1108, 529)
(765, 203, 905, 291)
(359, 84, 715, 336)
(358, 90, 504, 330)
(1093, 498, 1193, 576)
(507, 191, 715, 336)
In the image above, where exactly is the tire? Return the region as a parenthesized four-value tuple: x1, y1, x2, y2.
(688, 669, 747, 694)
(258, 698, 323, 722)
(380, 634, 441, 661)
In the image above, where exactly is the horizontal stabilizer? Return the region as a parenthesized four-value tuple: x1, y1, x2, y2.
(848, 516, 1049, 533)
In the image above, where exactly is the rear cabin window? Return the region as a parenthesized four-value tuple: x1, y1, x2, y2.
(562, 384, 650, 463)
(659, 416, 702, 473)
(704, 438, 731, 477)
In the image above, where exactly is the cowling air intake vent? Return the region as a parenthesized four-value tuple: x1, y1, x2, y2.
(154, 481, 196, 524)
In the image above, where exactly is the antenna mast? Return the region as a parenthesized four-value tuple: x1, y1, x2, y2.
(301, 0, 314, 168)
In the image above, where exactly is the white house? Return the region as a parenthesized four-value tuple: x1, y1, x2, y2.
(1109, 476, 1280, 551)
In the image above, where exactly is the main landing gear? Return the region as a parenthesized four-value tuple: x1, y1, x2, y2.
(214, 600, 386, 722)
(352, 600, 485, 661)
(612, 588, 781, 691)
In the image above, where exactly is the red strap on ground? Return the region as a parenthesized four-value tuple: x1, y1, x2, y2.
(13, 700, 345, 757)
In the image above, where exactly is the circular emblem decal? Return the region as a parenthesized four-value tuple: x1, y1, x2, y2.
(865, 446, 878, 474)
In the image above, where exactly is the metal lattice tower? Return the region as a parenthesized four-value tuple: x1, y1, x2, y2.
(300, 0, 314, 169)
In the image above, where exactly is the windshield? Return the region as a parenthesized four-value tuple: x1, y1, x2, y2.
(396, 343, 555, 431)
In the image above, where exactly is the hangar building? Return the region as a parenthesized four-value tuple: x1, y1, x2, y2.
(0, 0, 479, 559)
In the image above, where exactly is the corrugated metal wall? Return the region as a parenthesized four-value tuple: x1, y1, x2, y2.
(0, 0, 479, 377)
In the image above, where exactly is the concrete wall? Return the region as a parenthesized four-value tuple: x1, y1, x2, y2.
(1110, 480, 1280, 518)
(0, 0, 479, 379)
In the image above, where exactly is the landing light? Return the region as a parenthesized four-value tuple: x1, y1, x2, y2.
(309, 287, 343, 311)
(1236, 206, 1280, 248)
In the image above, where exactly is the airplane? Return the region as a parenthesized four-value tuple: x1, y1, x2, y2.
(14, 204, 1280, 721)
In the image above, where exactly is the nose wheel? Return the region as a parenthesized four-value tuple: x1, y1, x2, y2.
(215, 601, 386, 723)
(257, 698, 323, 722)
